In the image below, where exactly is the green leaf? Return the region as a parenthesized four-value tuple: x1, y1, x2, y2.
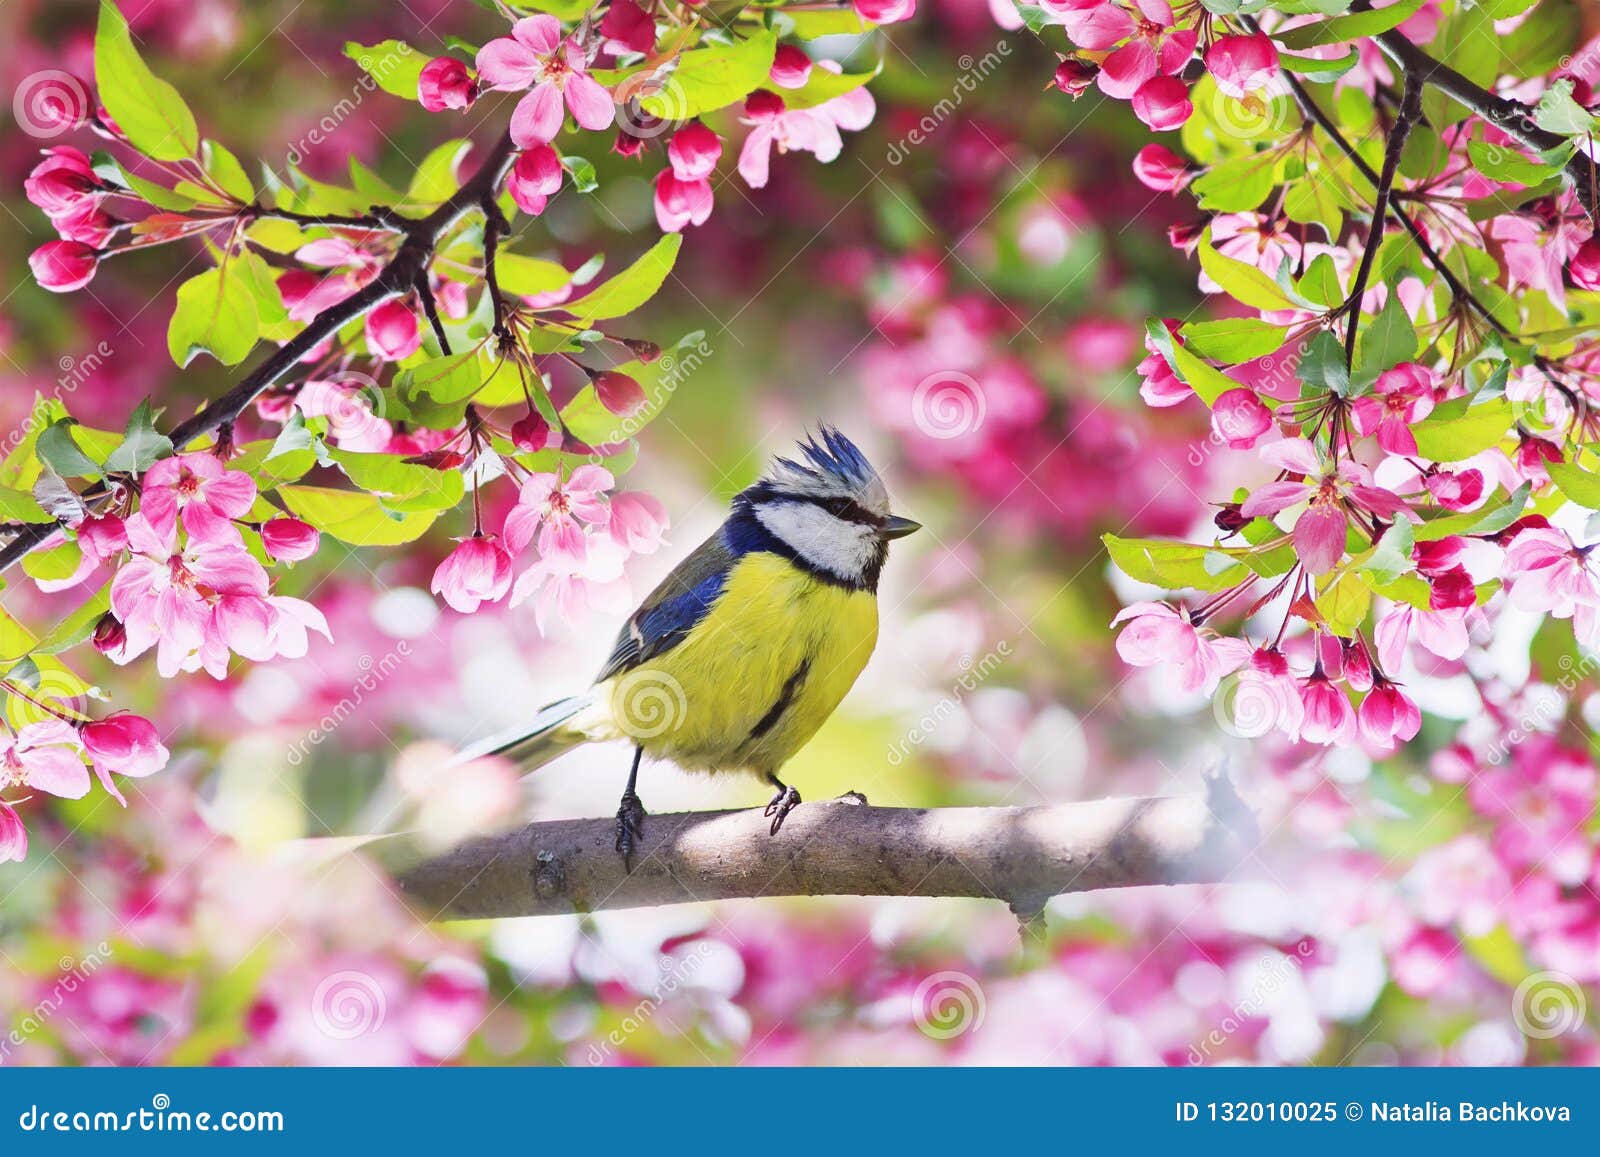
(1359, 519, 1415, 585)
(168, 266, 260, 367)
(395, 352, 482, 404)
(493, 253, 571, 297)
(344, 40, 427, 100)
(37, 421, 103, 479)
(1191, 154, 1277, 213)
(406, 139, 473, 207)
(1278, 45, 1361, 82)
(1179, 318, 1288, 363)
(102, 399, 173, 474)
(643, 31, 777, 118)
(1411, 399, 1511, 461)
(1298, 253, 1344, 307)
(773, 61, 879, 110)
(201, 139, 253, 202)
(1316, 570, 1372, 637)
(1198, 235, 1300, 312)
(1547, 460, 1600, 510)
(1533, 79, 1598, 137)
(1414, 481, 1531, 541)
(563, 234, 682, 323)
(1146, 319, 1236, 406)
(1354, 294, 1418, 386)
(94, 0, 199, 161)
(1103, 534, 1250, 592)
(22, 540, 82, 583)
(279, 485, 437, 546)
(1276, 0, 1425, 49)
(1298, 330, 1351, 397)
(33, 585, 111, 655)
(1467, 138, 1564, 186)
(0, 486, 51, 524)
(326, 449, 464, 514)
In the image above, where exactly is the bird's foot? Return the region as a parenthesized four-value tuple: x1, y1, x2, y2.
(763, 784, 802, 835)
(837, 790, 868, 806)
(615, 790, 647, 870)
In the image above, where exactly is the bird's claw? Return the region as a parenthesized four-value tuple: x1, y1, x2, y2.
(615, 790, 647, 870)
(763, 784, 802, 835)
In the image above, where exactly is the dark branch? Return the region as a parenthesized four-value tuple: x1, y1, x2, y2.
(1341, 69, 1423, 366)
(0, 131, 518, 575)
(396, 786, 1259, 921)
(1354, 1, 1599, 221)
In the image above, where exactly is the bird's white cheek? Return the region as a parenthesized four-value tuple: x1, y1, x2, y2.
(755, 504, 877, 581)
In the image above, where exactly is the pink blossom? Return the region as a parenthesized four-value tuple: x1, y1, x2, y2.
(1406, 834, 1509, 937)
(1502, 526, 1598, 620)
(1053, 59, 1098, 98)
(510, 411, 554, 452)
(601, 0, 656, 56)
(1357, 681, 1421, 752)
(29, 239, 98, 292)
(1299, 670, 1356, 745)
(1210, 388, 1271, 449)
(1227, 647, 1303, 739)
(430, 536, 513, 614)
(109, 513, 298, 678)
(669, 122, 722, 180)
(365, 300, 421, 361)
(0, 719, 89, 800)
(52, 201, 116, 247)
(738, 76, 875, 188)
(1390, 928, 1460, 998)
(140, 452, 257, 545)
(654, 170, 714, 232)
(511, 534, 633, 633)
(1111, 601, 1250, 695)
(609, 492, 668, 554)
(1424, 468, 1484, 511)
(476, 16, 615, 146)
(1374, 602, 1472, 670)
(503, 466, 613, 562)
(1130, 76, 1191, 131)
(0, 801, 25, 863)
(260, 518, 320, 562)
(593, 370, 646, 416)
(81, 715, 170, 805)
(1131, 144, 1189, 192)
(854, 0, 916, 24)
(1058, 4, 1135, 51)
(1571, 237, 1600, 290)
(771, 44, 814, 89)
(1205, 34, 1279, 99)
(1351, 363, 1436, 455)
(507, 146, 564, 215)
(25, 146, 100, 218)
(1469, 738, 1596, 883)
(418, 57, 477, 112)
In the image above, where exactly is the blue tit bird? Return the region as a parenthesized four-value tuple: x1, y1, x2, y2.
(476, 426, 920, 863)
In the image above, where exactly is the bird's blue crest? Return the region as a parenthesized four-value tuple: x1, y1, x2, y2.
(775, 426, 878, 492)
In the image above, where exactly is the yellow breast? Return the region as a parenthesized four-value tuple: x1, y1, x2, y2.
(591, 553, 878, 777)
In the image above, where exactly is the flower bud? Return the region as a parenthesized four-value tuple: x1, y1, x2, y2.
(261, 517, 320, 562)
(29, 239, 98, 293)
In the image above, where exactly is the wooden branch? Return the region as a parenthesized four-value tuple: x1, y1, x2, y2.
(1352, 1, 1599, 222)
(0, 130, 519, 575)
(397, 782, 1259, 920)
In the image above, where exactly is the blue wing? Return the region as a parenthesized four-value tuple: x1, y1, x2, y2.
(595, 528, 733, 683)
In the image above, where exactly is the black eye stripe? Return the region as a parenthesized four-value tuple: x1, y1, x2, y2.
(812, 495, 881, 525)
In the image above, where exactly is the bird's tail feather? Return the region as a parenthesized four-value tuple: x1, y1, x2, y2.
(450, 694, 592, 773)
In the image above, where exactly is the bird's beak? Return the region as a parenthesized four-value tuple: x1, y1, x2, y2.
(881, 515, 922, 540)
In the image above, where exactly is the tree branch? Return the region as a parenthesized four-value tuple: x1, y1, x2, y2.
(1341, 69, 1422, 366)
(0, 130, 519, 575)
(396, 785, 1259, 920)
(1353, 1, 1599, 221)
